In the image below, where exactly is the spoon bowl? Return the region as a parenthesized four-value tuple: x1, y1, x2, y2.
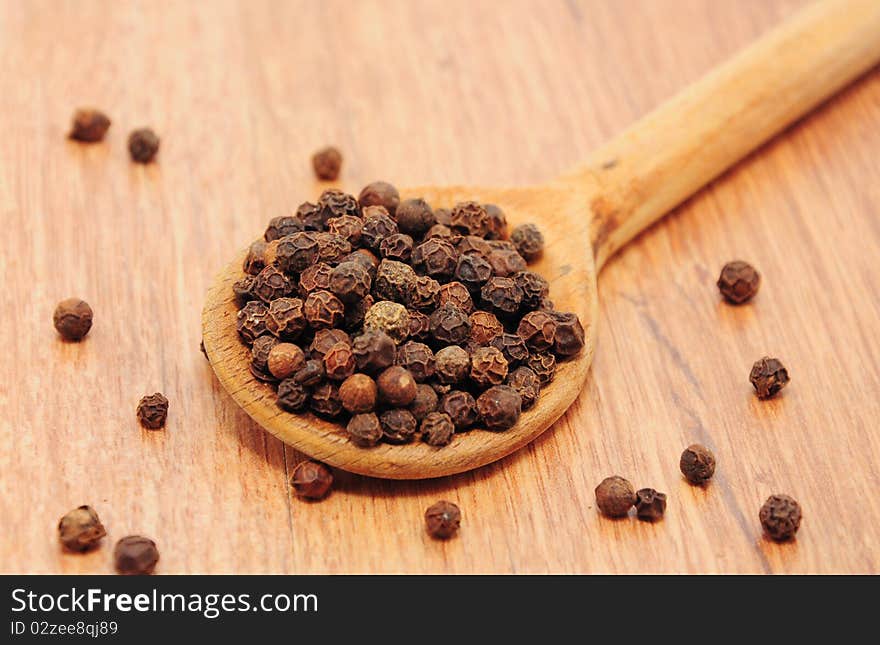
(202, 0, 880, 478)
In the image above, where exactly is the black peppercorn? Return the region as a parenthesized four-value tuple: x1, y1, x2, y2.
(408, 310, 431, 341)
(484, 203, 509, 240)
(310, 382, 344, 418)
(476, 385, 522, 431)
(267, 343, 306, 380)
(363, 300, 410, 343)
(759, 494, 802, 541)
(352, 330, 397, 374)
(361, 206, 399, 250)
(455, 235, 492, 256)
(425, 501, 461, 539)
(277, 378, 310, 411)
(114, 536, 159, 575)
(506, 366, 541, 409)
(358, 181, 400, 216)
(298, 262, 333, 295)
(421, 412, 455, 446)
(265, 297, 306, 340)
(339, 373, 378, 413)
(510, 223, 545, 261)
(58, 505, 106, 552)
(749, 357, 790, 399)
(595, 476, 636, 518)
(128, 128, 160, 163)
(309, 326, 348, 356)
(469, 311, 504, 346)
(329, 261, 372, 303)
(327, 214, 363, 244)
(252, 265, 292, 302)
(408, 383, 439, 421)
(395, 198, 436, 237)
(275, 232, 320, 273)
(345, 294, 374, 332)
(490, 333, 529, 367)
(315, 232, 352, 264)
(291, 461, 333, 499)
(434, 345, 471, 384)
(487, 249, 527, 277)
(481, 277, 524, 316)
(232, 275, 255, 303)
(413, 238, 458, 279)
(347, 413, 383, 447)
(379, 233, 414, 263)
(377, 366, 418, 406)
(374, 259, 417, 303)
(236, 301, 269, 344)
(379, 408, 418, 443)
(69, 108, 111, 142)
(265, 215, 305, 241)
(438, 281, 474, 313)
(440, 390, 478, 430)
(470, 346, 509, 387)
(513, 271, 549, 311)
(680, 444, 716, 485)
(430, 303, 471, 346)
(454, 253, 493, 291)
(635, 488, 667, 522)
(717, 260, 761, 304)
(518, 310, 557, 351)
(312, 146, 342, 181)
(396, 341, 436, 382)
(450, 201, 490, 237)
(318, 189, 360, 221)
(303, 290, 345, 329)
(298, 201, 325, 231)
(407, 276, 441, 312)
(251, 334, 279, 376)
(137, 393, 169, 430)
(425, 224, 453, 239)
(549, 311, 585, 357)
(323, 342, 356, 381)
(53, 298, 93, 341)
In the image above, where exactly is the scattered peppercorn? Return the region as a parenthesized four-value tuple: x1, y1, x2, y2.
(759, 494, 802, 541)
(69, 108, 111, 142)
(114, 536, 159, 575)
(136, 393, 169, 430)
(595, 476, 637, 518)
(425, 501, 461, 539)
(680, 444, 716, 485)
(291, 461, 333, 499)
(749, 357, 790, 399)
(58, 505, 106, 552)
(53, 298, 93, 341)
(717, 260, 761, 304)
(128, 128, 160, 163)
(312, 146, 342, 181)
(635, 488, 667, 522)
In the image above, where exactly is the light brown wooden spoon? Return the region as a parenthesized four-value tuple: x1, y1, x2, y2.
(203, 0, 880, 479)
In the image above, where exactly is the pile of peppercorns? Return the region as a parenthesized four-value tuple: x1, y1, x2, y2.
(232, 182, 585, 447)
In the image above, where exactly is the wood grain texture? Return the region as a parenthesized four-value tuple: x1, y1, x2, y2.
(2, 0, 879, 573)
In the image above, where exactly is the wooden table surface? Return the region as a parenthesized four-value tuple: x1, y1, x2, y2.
(2, 0, 878, 574)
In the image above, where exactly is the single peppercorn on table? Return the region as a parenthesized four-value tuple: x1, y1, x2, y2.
(5, 0, 880, 574)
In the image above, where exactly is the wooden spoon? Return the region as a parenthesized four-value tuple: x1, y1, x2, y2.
(203, 0, 880, 479)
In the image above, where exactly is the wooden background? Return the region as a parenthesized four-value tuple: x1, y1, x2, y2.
(1, 0, 878, 574)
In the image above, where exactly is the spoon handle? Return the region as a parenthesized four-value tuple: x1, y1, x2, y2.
(562, 0, 880, 269)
